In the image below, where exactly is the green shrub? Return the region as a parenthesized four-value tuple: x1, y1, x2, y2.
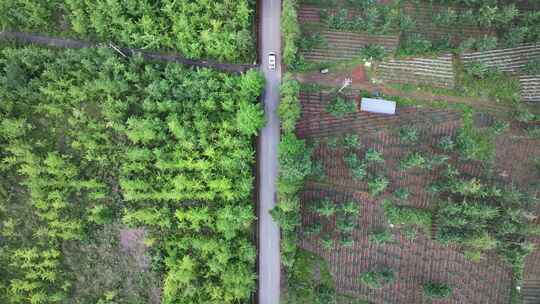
(343, 134, 361, 149)
(304, 222, 323, 236)
(365, 148, 384, 164)
(368, 176, 389, 197)
(321, 234, 334, 250)
(279, 74, 301, 133)
(400, 152, 427, 170)
(340, 234, 355, 247)
(369, 229, 394, 245)
(393, 188, 409, 201)
(523, 58, 540, 75)
(461, 65, 521, 104)
(326, 136, 340, 150)
(456, 127, 496, 162)
(315, 199, 337, 217)
(282, 0, 301, 67)
(311, 160, 327, 181)
(64, 0, 256, 62)
(344, 152, 369, 181)
(326, 95, 357, 118)
(438, 136, 455, 152)
(422, 282, 453, 299)
(360, 44, 386, 61)
(359, 268, 395, 289)
(279, 134, 313, 184)
(341, 201, 361, 216)
(336, 218, 357, 233)
(0, 46, 264, 304)
(382, 200, 432, 235)
(399, 126, 420, 144)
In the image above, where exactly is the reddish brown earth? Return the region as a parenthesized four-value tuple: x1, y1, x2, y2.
(295, 72, 511, 116)
(351, 65, 366, 84)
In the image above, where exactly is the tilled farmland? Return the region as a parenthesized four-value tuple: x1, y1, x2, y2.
(520, 75, 540, 103)
(403, 2, 493, 45)
(292, 85, 540, 302)
(298, 4, 399, 62)
(376, 53, 456, 88)
(298, 183, 514, 304)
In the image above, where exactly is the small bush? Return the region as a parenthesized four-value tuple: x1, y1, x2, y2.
(359, 268, 395, 289)
(399, 126, 419, 144)
(523, 58, 540, 75)
(326, 136, 340, 150)
(400, 152, 427, 170)
(369, 229, 394, 245)
(340, 234, 355, 247)
(422, 282, 453, 299)
(368, 176, 389, 196)
(343, 134, 361, 150)
(304, 222, 323, 236)
(316, 199, 337, 217)
(336, 218, 357, 233)
(382, 200, 432, 235)
(360, 44, 386, 61)
(365, 148, 384, 164)
(393, 188, 409, 201)
(326, 95, 357, 118)
(438, 136, 455, 151)
(321, 234, 334, 250)
(341, 201, 361, 216)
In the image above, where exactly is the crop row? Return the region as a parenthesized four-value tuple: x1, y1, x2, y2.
(403, 2, 492, 45)
(462, 43, 540, 74)
(520, 75, 540, 103)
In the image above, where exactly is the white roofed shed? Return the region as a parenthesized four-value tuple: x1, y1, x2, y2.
(360, 98, 396, 115)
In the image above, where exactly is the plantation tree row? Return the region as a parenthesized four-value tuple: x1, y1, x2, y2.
(0, 0, 256, 63)
(0, 46, 265, 303)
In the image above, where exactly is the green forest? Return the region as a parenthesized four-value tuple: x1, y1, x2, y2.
(0, 45, 264, 303)
(0, 0, 256, 63)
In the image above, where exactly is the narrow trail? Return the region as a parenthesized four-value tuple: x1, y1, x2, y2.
(0, 31, 256, 74)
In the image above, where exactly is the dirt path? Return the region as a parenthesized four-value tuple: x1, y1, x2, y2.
(295, 69, 512, 116)
(0, 31, 256, 74)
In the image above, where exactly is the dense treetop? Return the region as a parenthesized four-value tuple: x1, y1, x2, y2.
(0, 45, 264, 303)
(0, 0, 256, 62)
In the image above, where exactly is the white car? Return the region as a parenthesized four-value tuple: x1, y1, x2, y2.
(268, 52, 276, 70)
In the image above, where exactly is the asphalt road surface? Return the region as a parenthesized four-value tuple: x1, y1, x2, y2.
(258, 0, 281, 303)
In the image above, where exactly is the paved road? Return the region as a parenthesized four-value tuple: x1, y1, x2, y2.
(258, 0, 281, 303)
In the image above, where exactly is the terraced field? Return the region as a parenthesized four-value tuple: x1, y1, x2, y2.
(302, 30, 399, 62)
(376, 54, 456, 88)
(461, 44, 540, 74)
(298, 4, 399, 62)
(403, 1, 492, 45)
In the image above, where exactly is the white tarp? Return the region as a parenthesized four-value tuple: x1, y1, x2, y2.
(360, 98, 396, 115)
